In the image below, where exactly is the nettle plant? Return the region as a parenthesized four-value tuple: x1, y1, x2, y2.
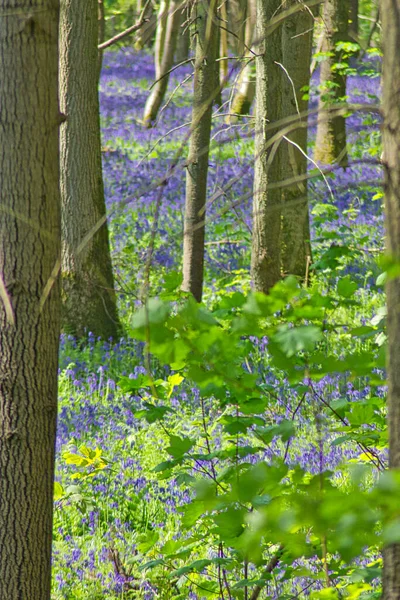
(107, 274, 395, 599)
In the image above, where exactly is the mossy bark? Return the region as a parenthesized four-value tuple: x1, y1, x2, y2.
(382, 1, 400, 597)
(0, 1, 61, 598)
(251, 0, 283, 293)
(315, 0, 349, 166)
(281, 0, 314, 278)
(60, 0, 120, 340)
(182, 0, 218, 301)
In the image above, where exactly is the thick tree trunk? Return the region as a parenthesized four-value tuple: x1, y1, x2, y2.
(382, 1, 400, 597)
(182, 0, 218, 302)
(280, 0, 314, 278)
(143, 0, 181, 127)
(230, 0, 256, 119)
(0, 1, 61, 598)
(60, 0, 120, 340)
(251, 0, 283, 293)
(154, 0, 169, 80)
(315, 0, 349, 166)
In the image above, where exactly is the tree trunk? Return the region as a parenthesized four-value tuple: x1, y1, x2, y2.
(382, 1, 400, 597)
(214, 21, 223, 106)
(0, 1, 61, 598)
(219, 0, 229, 86)
(349, 0, 358, 38)
(135, 0, 156, 50)
(228, 0, 247, 54)
(314, 0, 349, 166)
(175, 5, 190, 62)
(229, 0, 256, 119)
(182, 0, 218, 302)
(251, 0, 283, 293)
(98, 0, 106, 77)
(280, 0, 314, 278)
(143, 0, 182, 127)
(60, 0, 120, 340)
(154, 0, 169, 80)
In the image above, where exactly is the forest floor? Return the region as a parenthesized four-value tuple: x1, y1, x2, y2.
(53, 50, 385, 599)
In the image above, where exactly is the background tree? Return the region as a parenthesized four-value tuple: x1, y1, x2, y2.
(143, 0, 182, 126)
(154, 0, 169, 79)
(315, 0, 349, 166)
(251, 0, 283, 293)
(0, 1, 61, 598)
(281, 0, 314, 278)
(182, 0, 218, 301)
(229, 0, 256, 119)
(60, 0, 120, 340)
(382, 0, 400, 597)
(349, 0, 358, 38)
(175, 5, 190, 62)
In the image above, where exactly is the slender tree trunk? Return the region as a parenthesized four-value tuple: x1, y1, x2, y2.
(281, 0, 314, 278)
(214, 21, 223, 106)
(230, 0, 256, 119)
(143, 0, 182, 127)
(175, 6, 190, 62)
(219, 0, 229, 85)
(382, 1, 400, 597)
(0, 1, 61, 598)
(60, 0, 120, 340)
(182, 0, 218, 302)
(229, 0, 247, 54)
(251, 0, 283, 293)
(349, 0, 358, 38)
(135, 0, 156, 49)
(315, 0, 349, 166)
(98, 0, 105, 76)
(154, 0, 169, 79)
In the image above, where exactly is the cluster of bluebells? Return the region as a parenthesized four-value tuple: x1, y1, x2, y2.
(52, 50, 384, 598)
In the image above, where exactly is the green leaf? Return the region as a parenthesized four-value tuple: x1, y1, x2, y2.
(134, 402, 172, 423)
(213, 507, 245, 539)
(274, 325, 322, 357)
(131, 298, 170, 329)
(337, 276, 358, 298)
(166, 435, 195, 459)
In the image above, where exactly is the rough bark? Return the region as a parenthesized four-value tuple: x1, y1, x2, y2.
(60, 0, 120, 340)
(315, 0, 349, 166)
(182, 0, 218, 302)
(143, 0, 181, 127)
(251, 0, 283, 293)
(154, 0, 169, 80)
(98, 0, 105, 76)
(229, 0, 256, 119)
(281, 0, 314, 278)
(382, 1, 400, 597)
(0, 1, 61, 598)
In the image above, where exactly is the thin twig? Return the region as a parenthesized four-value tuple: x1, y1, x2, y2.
(98, 0, 152, 50)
